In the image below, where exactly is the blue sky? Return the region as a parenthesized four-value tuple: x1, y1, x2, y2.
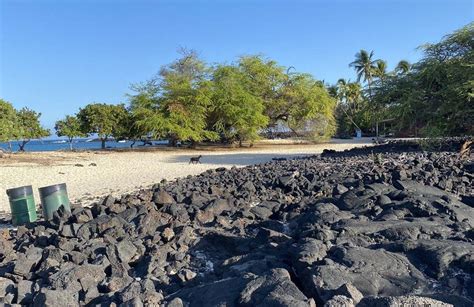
(1, 0, 472, 130)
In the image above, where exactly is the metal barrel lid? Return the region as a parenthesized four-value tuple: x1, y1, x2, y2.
(38, 183, 68, 197)
(6, 185, 34, 199)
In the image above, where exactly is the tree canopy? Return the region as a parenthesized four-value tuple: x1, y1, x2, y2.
(372, 22, 473, 136)
(129, 52, 336, 146)
(333, 22, 473, 138)
(238, 55, 336, 140)
(131, 50, 218, 146)
(55, 115, 86, 150)
(77, 103, 129, 149)
(209, 64, 268, 144)
(0, 99, 17, 145)
(15, 107, 50, 151)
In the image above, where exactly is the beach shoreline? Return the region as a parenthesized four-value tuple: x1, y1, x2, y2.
(0, 138, 374, 213)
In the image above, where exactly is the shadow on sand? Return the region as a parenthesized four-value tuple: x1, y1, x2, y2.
(165, 153, 313, 166)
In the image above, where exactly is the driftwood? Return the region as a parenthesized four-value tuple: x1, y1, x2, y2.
(459, 140, 473, 159)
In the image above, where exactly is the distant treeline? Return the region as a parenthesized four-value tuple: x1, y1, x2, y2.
(1, 23, 471, 151)
(329, 22, 473, 138)
(1, 53, 337, 150)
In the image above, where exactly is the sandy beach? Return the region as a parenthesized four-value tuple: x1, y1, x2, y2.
(0, 139, 372, 213)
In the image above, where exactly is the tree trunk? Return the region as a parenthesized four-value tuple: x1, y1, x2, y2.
(341, 105, 361, 132)
(101, 139, 106, 149)
(69, 137, 74, 151)
(19, 140, 28, 152)
(130, 140, 136, 148)
(8, 142, 12, 152)
(169, 137, 178, 147)
(367, 79, 379, 138)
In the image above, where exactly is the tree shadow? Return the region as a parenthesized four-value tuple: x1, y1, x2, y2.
(164, 153, 312, 166)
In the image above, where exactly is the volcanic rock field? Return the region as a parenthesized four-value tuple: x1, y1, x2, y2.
(0, 139, 473, 306)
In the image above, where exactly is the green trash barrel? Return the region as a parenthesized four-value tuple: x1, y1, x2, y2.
(6, 185, 38, 226)
(39, 183, 71, 220)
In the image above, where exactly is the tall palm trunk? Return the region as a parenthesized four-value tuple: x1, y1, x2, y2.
(367, 79, 380, 138)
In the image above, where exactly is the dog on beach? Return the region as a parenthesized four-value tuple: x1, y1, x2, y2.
(189, 155, 202, 164)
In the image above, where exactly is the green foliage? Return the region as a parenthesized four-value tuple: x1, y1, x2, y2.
(373, 60, 388, 81)
(349, 49, 378, 86)
(334, 23, 472, 138)
(77, 103, 128, 148)
(15, 107, 50, 151)
(395, 60, 411, 75)
(283, 73, 336, 139)
(131, 52, 336, 145)
(347, 49, 385, 136)
(209, 65, 268, 144)
(370, 151, 384, 164)
(238, 55, 336, 139)
(371, 22, 474, 137)
(113, 106, 150, 147)
(0, 99, 17, 144)
(418, 136, 444, 152)
(54, 115, 86, 150)
(238, 55, 287, 125)
(131, 50, 218, 145)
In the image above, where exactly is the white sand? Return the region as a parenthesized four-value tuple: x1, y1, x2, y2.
(0, 139, 372, 213)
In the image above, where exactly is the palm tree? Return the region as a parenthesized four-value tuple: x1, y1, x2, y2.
(395, 60, 411, 75)
(373, 60, 388, 83)
(346, 82, 363, 113)
(349, 49, 378, 96)
(336, 79, 362, 132)
(350, 50, 382, 137)
(336, 78, 348, 103)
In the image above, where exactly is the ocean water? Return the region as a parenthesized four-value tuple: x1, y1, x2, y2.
(0, 139, 169, 152)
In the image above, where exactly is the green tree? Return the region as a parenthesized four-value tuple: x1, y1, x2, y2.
(131, 50, 217, 146)
(77, 103, 129, 149)
(15, 108, 50, 151)
(370, 23, 473, 137)
(282, 73, 336, 139)
(54, 115, 86, 150)
(373, 60, 389, 82)
(132, 53, 337, 144)
(349, 49, 378, 95)
(415, 22, 473, 135)
(350, 50, 384, 136)
(334, 79, 363, 133)
(209, 64, 268, 146)
(0, 99, 18, 151)
(238, 55, 288, 126)
(238, 55, 336, 139)
(113, 108, 149, 148)
(394, 60, 411, 75)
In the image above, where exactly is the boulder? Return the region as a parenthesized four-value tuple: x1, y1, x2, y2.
(324, 295, 354, 307)
(238, 268, 314, 307)
(13, 247, 43, 277)
(153, 190, 175, 205)
(358, 295, 453, 307)
(0, 277, 14, 301)
(33, 288, 78, 306)
(312, 246, 429, 299)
